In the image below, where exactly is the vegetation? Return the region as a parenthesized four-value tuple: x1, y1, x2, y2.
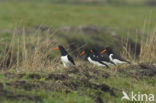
(0, 0, 156, 103)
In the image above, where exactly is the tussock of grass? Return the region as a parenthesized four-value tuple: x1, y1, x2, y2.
(0, 29, 58, 72)
(139, 28, 156, 63)
(121, 27, 156, 64)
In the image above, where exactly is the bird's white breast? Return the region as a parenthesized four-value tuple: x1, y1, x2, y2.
(109, 54, 126, 64)
(61, 55, 68, 62)
(88, 57, 105, 66)
(61, 55, 72, 67)
(109, 54, 113, 61)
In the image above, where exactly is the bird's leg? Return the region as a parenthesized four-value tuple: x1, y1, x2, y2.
(116, 65, 120, 72)
(113, 65, 118, 72)
(111, 65, 115, 72)
(114, 67, 117, 72)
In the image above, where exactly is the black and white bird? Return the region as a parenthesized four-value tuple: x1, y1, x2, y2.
(54, 45, 75, 67)
(80, 49, 109, 68)
(91, 48, 116, 66)
(100, 47, 130, 65)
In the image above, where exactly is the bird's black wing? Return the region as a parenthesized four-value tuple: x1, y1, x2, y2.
(92, 50, 110, 62)
(96, 54, 116, 66)
(91, 55, 109, 68)
(90, 54, 99, 61)
(67, 55, 75, 65)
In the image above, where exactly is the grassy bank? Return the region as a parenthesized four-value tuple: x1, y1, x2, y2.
(0, 1, 156, 103)
(0, 28, 155, 102)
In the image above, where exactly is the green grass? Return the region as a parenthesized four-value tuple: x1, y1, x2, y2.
(0, 1, 156, 103)
(0, 1, 156, 32)
(0, 68, 156, 103)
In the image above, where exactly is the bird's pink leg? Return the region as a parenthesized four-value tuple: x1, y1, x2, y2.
(115, 65, 120, 72)
(93, 65, 96, 68)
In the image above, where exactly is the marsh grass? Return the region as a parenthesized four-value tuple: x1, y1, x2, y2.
(0, 26, 155, 73)
(0, 1, 156, 103)
(121, 26, 156, 64)
(139, 27, 156, 63)
(0, 27, 155, 103)
(0, 28, 61, 72)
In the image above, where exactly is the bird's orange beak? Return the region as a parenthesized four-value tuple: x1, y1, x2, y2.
(80, 51, 86, 56)
(53, 47, 59, 50)
(100, 49, 107, 54)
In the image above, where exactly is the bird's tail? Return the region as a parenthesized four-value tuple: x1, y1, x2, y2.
(126, 61, 131, 64)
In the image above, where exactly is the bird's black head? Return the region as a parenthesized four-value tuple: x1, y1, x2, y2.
(105, 47, 113, 55)
(54, 45, 68, 56)
(58, 45, 65, 50)
(91, 48, 99, 54)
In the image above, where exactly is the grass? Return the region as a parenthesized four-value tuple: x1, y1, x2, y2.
(0, 66, 156, 103)
(0, 27, 155, 103)
(0, 0, 156, 103)
(0, 1, 156, 32)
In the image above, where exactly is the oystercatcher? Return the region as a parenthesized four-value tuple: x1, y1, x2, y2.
(54, 45, 75, 67)
(80, 49, 109, 68)
(100, 47, 130, 65)
(91, 48, 116, 66)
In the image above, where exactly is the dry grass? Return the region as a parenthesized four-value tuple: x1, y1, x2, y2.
(139, 27, 156, 63)
(0, 26, 156, 73)
(121, 26, 156, 64)
(0, 28, 62, 72)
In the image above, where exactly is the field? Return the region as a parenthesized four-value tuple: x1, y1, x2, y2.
(0, 0, 156, 103)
